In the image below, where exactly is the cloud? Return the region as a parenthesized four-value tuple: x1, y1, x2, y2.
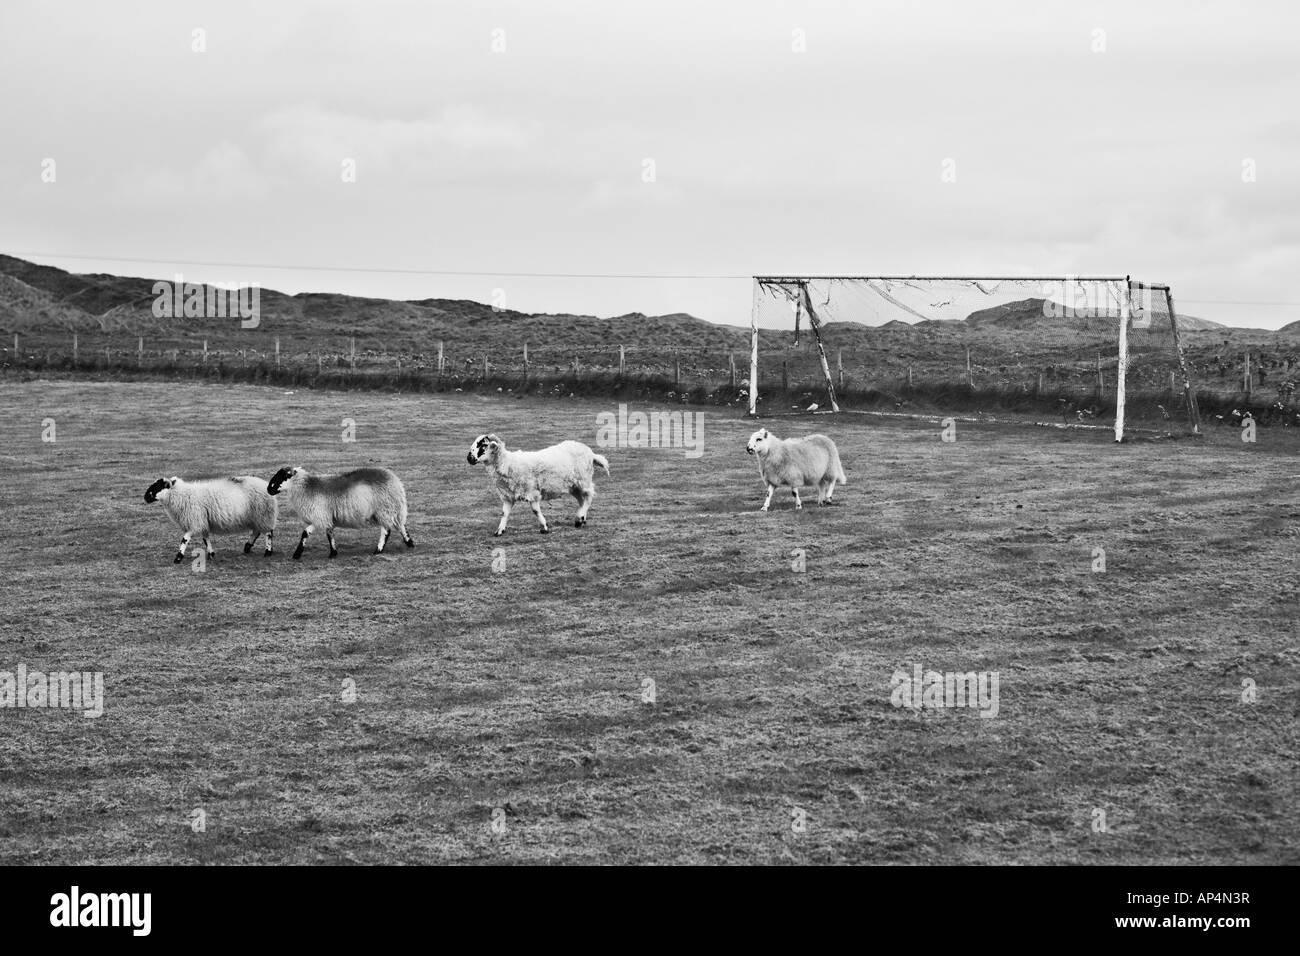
(257, 104, 535, 180)
(110, 141, 269, 204)
(581, 177, 685, 210)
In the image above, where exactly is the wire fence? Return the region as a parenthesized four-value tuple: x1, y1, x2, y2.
(3, 331, 1297, 424)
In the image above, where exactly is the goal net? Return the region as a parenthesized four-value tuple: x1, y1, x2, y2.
(747, 276, 1202, 441)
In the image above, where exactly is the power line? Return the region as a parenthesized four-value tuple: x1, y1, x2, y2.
(6, 251, 751, 281)
(6, 250, 1300, 308)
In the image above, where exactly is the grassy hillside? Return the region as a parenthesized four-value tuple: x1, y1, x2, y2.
(3, 255, 1298, 425)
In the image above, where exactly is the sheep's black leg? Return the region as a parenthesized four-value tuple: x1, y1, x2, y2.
(174, 532, 192, 563)
(264, 529, 274, 555)
(202, 533, 215, 561)
(326, 528, 339, 559)
(293, 525, 311, 560)
(244, 531, 259, 554)
(400, 525, 414, 548)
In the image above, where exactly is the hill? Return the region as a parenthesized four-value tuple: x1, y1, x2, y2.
(1, 255, 1294, 372)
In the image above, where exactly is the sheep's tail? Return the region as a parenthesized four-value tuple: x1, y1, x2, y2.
(829, 444, 847, 485)
(593, 453, 611, 475)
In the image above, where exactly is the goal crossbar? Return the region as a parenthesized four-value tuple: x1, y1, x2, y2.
(747, 275, 1203, 442)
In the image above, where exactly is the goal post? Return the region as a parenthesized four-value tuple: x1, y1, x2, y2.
(748, 275, 1203, 441)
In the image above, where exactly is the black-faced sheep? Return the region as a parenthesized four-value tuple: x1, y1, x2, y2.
(466, 434, 609, 535)
(267, 466, 412, 559)
(143, 476, 278, 563)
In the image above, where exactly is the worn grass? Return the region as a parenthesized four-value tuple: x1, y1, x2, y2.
(0, 379, 1296, 864)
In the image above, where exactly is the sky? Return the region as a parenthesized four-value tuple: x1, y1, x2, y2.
(2, 0, 1298, 329)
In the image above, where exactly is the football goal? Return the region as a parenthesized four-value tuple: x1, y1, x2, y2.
(747, 275, 1203, 442)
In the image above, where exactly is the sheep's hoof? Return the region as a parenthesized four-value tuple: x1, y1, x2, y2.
(493, 530, 504, 537)
(574, 518, 585, 528)
(328, 551, 339, 559)
(405, 538, 415, 549)
(243, 542, 253, 554)
(539, 527, 551, 534)
(263, 549, 274, 557)
(173, 553, 184, 564)
(292, 550, 303, 560)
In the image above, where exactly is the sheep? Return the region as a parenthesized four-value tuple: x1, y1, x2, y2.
(266, 466, 413, 559)
(143, 475, 278, 563)
(466, 434, 610, 535)
(745, 428, 846, 511)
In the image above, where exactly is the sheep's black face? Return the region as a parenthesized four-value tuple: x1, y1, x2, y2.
(267, 467, 294, 495)
(467, 434, 498, 465)
(144, 478, 170, 503)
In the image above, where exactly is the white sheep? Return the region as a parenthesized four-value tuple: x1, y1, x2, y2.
(267, 466, 413, 559)
(143, 475, 278, 563)
(466, 434, 610, 535)
(745, 428, 846, 511)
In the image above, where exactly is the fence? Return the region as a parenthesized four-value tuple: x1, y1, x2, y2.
(3, 331, 1296, 421)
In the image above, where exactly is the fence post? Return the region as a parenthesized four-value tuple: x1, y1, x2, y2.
(837, 348, 844, 388)
(317, 353, 323, 375)
(966, 348, 973, 389)
(138, 336, 144, 367)
(907, 364, 913, 388)
(1037, 371, 1043, 393)
(619, 345, 625, 376)
(203, 339, 208, 364)
(275, 337, 281, 368)
(12, 333, 17, 359)
(523, 341, 529, 367)
(484, 354, 489, 378)
(1169, 371, 1176, 395)
(350, 336, 356, 371)
(675, 358, 681, 385)
(1244, 352, 1252, 395)
(73, 332, 78, 363)
(729, 352, 736, 387)
(437, 340, 444, 376)
(1097, 353, 1104, 394)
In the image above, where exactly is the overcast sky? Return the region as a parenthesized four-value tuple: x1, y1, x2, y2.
(2, 0, 1297, 329)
